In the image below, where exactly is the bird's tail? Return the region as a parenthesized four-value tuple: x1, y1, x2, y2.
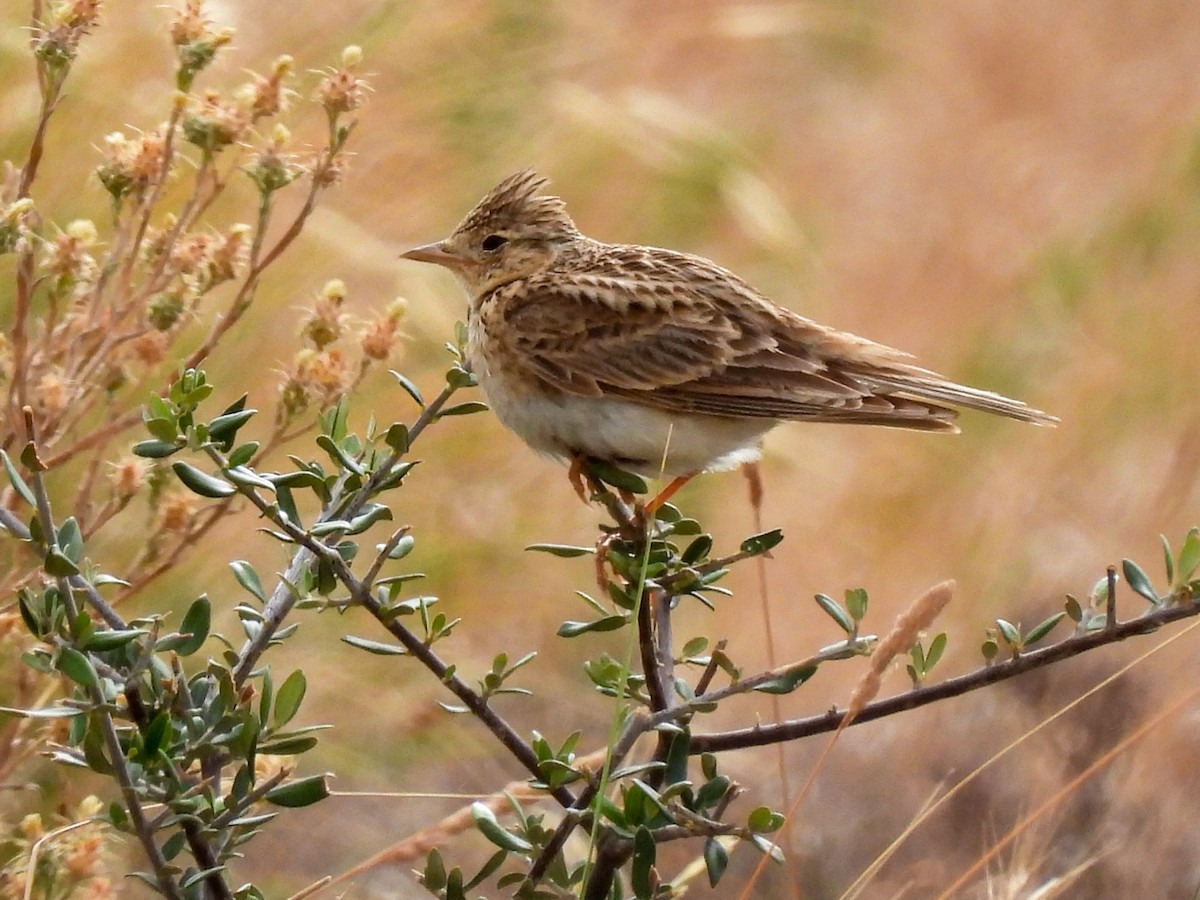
(867, 370, 1059, 426)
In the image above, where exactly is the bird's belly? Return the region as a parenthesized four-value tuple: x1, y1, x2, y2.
(478, 368, 770, 478)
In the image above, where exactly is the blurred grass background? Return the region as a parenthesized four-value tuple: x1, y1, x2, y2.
(5, 0, 1200, 896)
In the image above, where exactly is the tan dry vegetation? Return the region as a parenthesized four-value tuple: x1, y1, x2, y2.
(4, 0, 1200, 896)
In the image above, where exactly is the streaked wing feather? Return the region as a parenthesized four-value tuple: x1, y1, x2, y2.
(496, 244, 1051, 429)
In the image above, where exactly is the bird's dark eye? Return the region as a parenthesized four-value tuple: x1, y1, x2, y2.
(480, 234, 508, 253)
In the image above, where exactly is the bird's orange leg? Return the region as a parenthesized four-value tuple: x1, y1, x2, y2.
(644, 473, 695, 516)
(567, 453, 589, 504)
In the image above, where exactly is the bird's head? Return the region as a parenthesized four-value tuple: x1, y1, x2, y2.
(401, 169, 580, 296)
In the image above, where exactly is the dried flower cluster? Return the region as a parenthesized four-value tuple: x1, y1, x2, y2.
(0, 796, 116, 899)
(0, 0, 370, 571)
(279, 282, 407, 423)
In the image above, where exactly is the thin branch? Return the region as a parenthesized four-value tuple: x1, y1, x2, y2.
(690, 598, 1200, 754)
(231, 382, 458, 686)
(21, 407, 182, 897)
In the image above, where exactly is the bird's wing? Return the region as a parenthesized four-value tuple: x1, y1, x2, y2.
(494, 246, 1050, 429)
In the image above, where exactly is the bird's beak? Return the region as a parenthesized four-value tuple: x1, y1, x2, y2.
(400, 241, 470, 270)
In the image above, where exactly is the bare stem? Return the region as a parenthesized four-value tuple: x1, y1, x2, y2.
(691, 597, 1200, 754)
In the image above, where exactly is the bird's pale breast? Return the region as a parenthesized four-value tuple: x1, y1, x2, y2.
(467, 307, 770, 477)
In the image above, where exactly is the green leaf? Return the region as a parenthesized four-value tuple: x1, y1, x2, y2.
(258, 736, 319, 755)
(315, 434, 365, 476)
(140, 711, 171, 759)
(172, 461, 236, 498)
(681, 636, 708, 658)
(225, 466, 275, 491)
(57, 517, 83, 563)
(704, 838, 728, 888)
(58, 647, 98, 690)
(1023, 612, 1065, 647)
(423, 849, 447, 891)
(145, 416, 179, 443)
(1064, 594, 1083, 623)
(464, 849, 507, 892)
(924, 632, 947, 670)
(471, 802, 532, 852)
(45, 547, 80, 577)
(446, 365, 477, 390)
(386, 534, 416, 560)
(525, 543, 593, 558)
(752, 665, 816, 694)
(557, 616, 628, 637)
(1122, 558, 1160, 604)
(814, 593, 854, 634)
(740, 528, 783, 555)
(83, 629, 147, 651)
(174, 595, 211, 656)
(208, 406, 256, 444)
(228, 441, 260, 468)
(844, 587, 868, 621)
(0, 449, 35, 506)
(274, 670, 306, 728)
(1161, 534, 1175, 586)
(436, 400, 489, 418)
(346, 504, 393, 535)
(384, 423, 409, 453)
(995, 618, 1021, 647)
(748, 806, 785, 833)
(132, 439, 182, 459)
(390, 370, 425, 408)
(230, 561, 265, 602)
(584, 459, 647, 495)
(265, 774, 329, 808)
(321, 395, 351, 441)
(750, 834, 785, 863)
(681, 534, 713, 565)
(1175, 528, 1200, 589)
(631, 826, 656, 899)
(341, 635, 407, 656)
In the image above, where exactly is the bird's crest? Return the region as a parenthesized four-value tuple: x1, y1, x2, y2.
(453, 169, 578, 239)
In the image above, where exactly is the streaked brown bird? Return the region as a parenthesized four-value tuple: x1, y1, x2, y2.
(402, 170, 1056, 505)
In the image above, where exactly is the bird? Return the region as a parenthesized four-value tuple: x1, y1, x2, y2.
(401, 169, 1056, 508)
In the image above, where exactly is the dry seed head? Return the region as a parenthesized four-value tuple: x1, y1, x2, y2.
(311, 151, 348, 187)
(64, 832, 104, 877)
(301, 293, 348, 350)
(129, 130, 167, 184)
(44, 225, 99, 285)
(298, 347, 350, 395)
(237, 57, 293, 120)
(36, 369, 72, 416)
(869, 580, 955, 674)
(131, 330, 169, 365)
(171, 232, 213, 275)
(19, 813, 44, 840)
(278, 375, 310, 420)
(141, 214, 178, 264)
(322, 278, 346, 301)
(360, 307, 405, 360)
(317, 59, 367, 116)
(845, 580, 955, 721)
(66, 218, 98, 245)
(183, 91, 250, 153)
(147, 292, 185, 331)
(209, 224, 250, 283)
(158, 492, 197, 533)
(170, 0, 207, 44)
